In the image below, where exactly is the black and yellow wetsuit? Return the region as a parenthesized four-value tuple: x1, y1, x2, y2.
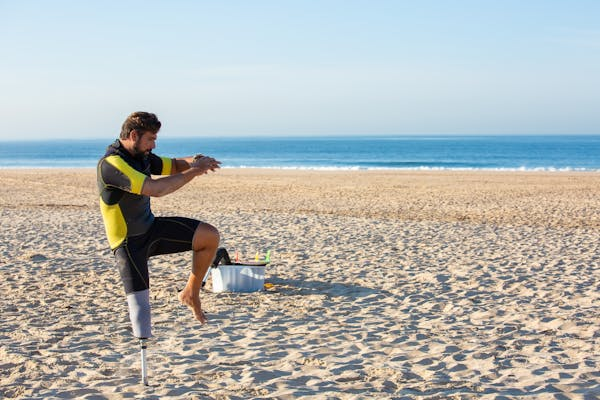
(98, 140, 173, 249)
(97, 140, 201, 295)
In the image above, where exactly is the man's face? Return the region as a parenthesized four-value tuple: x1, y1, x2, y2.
(132, 130, 157, 158)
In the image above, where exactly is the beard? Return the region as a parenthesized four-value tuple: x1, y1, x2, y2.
(132, 139, 150, 159)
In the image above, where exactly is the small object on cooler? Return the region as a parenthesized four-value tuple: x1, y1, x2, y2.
(265, 250, 271, 263)
(255, 251, 260, 261)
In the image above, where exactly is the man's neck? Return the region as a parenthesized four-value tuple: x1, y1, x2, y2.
(119, 139, 137, 158)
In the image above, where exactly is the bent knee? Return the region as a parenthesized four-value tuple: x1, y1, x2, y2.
(193, 223, 220, 250)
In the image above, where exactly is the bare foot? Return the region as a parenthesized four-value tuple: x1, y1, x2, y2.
(178, 290, 208, 324)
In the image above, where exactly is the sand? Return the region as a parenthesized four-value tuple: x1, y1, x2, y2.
(0, 168, 599, 399)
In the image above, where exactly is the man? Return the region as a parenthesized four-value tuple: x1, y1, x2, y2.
(97, 111, 221, 338)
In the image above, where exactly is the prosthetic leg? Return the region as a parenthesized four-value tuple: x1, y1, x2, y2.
(127, 289, 151, 385)
(140, 338, 148, 386)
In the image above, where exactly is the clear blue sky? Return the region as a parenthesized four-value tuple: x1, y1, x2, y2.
(1, 0, 599, 139)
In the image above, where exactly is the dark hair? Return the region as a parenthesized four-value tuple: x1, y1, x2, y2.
(120, 112, 161, 139)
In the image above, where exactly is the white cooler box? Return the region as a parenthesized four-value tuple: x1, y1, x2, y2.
(211, 264, 266, 293)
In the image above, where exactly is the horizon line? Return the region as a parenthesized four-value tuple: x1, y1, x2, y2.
(1, 132, 600, 142)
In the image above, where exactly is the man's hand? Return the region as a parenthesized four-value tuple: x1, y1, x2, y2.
(191, 155, 221, 175)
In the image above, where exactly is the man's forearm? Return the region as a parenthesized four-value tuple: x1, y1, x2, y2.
(142, 169, 198, 197)
(173, 157, 194, 173)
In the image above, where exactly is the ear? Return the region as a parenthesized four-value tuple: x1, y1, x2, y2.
(130, 130, 139, 141)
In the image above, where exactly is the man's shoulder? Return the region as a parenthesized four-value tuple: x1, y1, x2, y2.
(100, 140, 133, 169)
(98, 154, 142, 187)
(101, 154, 139, 173)
(98, 153, 126, 169)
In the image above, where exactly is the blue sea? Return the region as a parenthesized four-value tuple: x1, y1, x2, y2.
(0, 135, 599, 171)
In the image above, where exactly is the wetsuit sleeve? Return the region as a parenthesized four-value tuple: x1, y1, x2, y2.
(100, 155, 147, 195)
(149, 153, 173, 175)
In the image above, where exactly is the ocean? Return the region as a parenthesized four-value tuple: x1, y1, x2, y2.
(0, 135, 599, 171)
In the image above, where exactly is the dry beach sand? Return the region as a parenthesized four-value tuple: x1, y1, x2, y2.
(1, 168, 599, 399)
